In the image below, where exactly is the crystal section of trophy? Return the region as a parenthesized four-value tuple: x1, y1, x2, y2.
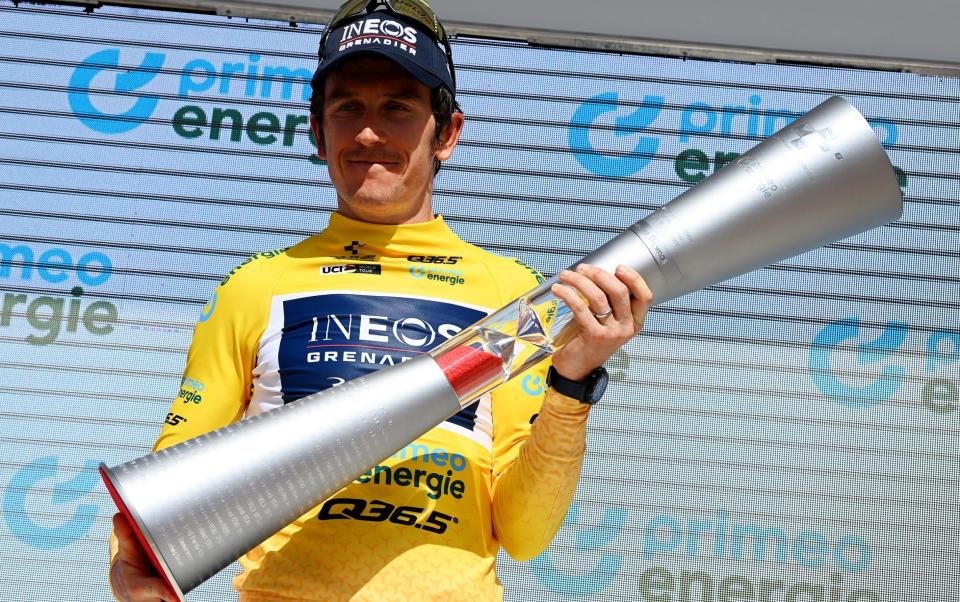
(429, 276, 565, 402)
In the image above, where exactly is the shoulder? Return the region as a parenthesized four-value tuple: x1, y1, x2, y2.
(494, 255, 546, 296)
(218, 245, 290, 289)
(219, 246, 290, 286)
(464, 243, 546, 301)
(202, 245, 295, 318)
(505, 257, 546, 287)
(194, 244, 299, 331)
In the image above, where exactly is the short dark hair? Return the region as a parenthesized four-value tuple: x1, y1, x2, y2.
(309, 62, 459, 175)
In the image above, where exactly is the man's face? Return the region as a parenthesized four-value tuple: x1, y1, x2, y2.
(314, 55, 462, 224)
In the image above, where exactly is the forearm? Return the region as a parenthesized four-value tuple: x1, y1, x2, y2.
(491, 388, 590, 561)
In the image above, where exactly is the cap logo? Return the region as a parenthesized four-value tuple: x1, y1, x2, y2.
(339, 18, 419, 56)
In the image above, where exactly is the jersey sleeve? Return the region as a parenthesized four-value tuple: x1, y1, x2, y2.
(489, 259, 592, 561)
(152, 259, 270, 453)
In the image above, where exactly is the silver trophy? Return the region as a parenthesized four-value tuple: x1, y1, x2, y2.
(100, 96, 902, 600)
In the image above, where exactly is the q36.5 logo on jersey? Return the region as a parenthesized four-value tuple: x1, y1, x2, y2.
(407, 255, 461, 265)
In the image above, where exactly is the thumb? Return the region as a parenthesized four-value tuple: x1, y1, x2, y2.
(112, 513, 146, 559)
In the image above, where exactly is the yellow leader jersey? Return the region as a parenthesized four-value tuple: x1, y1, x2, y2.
(153, 213, 590, 601)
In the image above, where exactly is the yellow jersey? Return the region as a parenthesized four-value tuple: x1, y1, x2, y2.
(153, 212, 590, 601)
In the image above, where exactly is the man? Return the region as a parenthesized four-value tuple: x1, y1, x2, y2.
(109, 1, 653, 600)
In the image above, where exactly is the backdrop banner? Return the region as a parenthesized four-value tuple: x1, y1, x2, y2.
(0, 3, 956, 601)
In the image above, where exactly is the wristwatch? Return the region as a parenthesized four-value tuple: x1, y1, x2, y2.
(546, 365, 609, 405)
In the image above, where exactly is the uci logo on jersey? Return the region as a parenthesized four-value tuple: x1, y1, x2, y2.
(320, 264, 382, 276)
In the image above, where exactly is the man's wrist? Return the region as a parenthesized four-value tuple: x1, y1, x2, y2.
(549, 360, 598, 383)
(546, 365, 609, 405)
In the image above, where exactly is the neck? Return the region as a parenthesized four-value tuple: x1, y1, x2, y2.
(336, 190, 436, 225)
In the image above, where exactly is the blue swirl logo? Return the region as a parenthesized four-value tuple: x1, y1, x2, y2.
(199, 290, 218, 323)
(521, 374, 543, 396)
(809, 317, 909, 408)
(3, 456, 101, 549)
(68, 48, 165, 134)
(569, 92, 665, 178)
(530, 504, 628, 596)
(409, 266, 426, 278)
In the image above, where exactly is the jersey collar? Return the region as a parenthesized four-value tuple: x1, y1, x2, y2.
(323, 211, 464, 258)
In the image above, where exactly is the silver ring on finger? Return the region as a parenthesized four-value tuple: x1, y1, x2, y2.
(593, 308, 613, 320)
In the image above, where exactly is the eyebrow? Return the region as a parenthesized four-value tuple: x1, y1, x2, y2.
(325, 89, 424, 103)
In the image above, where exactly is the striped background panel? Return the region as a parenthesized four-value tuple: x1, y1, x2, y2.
(0, 3, 957, 600)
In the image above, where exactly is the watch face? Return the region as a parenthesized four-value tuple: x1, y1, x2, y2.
(590, 369, 609, 403)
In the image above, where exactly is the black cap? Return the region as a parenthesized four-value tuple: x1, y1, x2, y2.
(310, 11, 456, 98)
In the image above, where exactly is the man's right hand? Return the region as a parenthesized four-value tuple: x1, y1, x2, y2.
(110, 513, 177, 602)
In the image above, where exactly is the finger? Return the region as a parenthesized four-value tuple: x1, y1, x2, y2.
(116, 566, 177, 602)
(113, 513, 138, 554)
(615, 265, 654, 333)
(560, 265, 612, 317)
(128, 577, 177, 602)
(113, 514, 177, 601)
(112, 561, 174, 602)
(576, 264, 633, 325)
(551, 273, 602, 332)
(113, 513, 149, 561)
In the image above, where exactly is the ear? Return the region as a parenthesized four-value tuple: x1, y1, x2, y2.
(310, 114, 326, 161)
(434, 111, 465, 163)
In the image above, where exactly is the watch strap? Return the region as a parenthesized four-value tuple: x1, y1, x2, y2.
(546, 365, 607, 405)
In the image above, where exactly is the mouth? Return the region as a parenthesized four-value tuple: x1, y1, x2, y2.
(346, 157, 400, 168)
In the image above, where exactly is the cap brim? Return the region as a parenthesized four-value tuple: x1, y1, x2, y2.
(315, 45, 446, 91)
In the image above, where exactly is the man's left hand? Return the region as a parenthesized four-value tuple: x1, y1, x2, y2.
(549, 263, 653, 382)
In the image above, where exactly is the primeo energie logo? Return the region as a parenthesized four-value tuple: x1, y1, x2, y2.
(568, 92, 903, 184)
(0, 243, 118, 345)
(569, 92, 665, 178)
(68, 48, 165, 134)
(530, 505, 880, 600)
(68, 47, 321, 162)
(810, 317, 958, 414)
(2, 456, 101, 549)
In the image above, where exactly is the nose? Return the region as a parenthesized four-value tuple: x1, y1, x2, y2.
(355, 122, 385, 146)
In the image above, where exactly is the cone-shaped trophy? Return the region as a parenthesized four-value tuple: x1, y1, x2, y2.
(100, 96, 902, 599)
